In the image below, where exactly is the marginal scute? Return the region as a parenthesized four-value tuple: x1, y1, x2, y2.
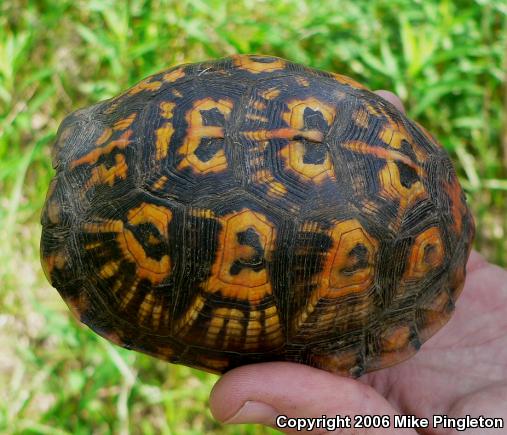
(311, 350, 360, 376)
(205, 307, 244, 348)
(381, 325, 411, 352)
(418, 290, 454, 342)
(444, 172, 468, 234)
(42, 251, 66, 278)
(174, 294, 206, 336)
(331, 72, 368, 90)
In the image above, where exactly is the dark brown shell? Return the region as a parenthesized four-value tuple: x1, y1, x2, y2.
(40, 55, 474, 377)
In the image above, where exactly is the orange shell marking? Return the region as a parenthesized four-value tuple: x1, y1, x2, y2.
(127, 78, 163, 96)
(163, 68, 185, 83)
(205, 307, 245, 348)
(178, 98, 233, 173)
(444, 173, 468, 234)
(204, 209, 276, 304)
(294, 219, 378, 334)
(283, 97, 336, 130)
(280, 98, 336, 182)
(83, 203, 173, 285)
(259, 87, 281, 100)
(155, 102, 176, 160)
(232, 55, 286, 73)
(332, 72, 368, 90)
(378, 161, 427, 222)
(343, 140, 422, 175)
(84, 153, 128, 190)
(321, 219, 378, 297)
(403, 227, 445, 280)
(113, 113, 137, 131)
(70, 129, 133, 169)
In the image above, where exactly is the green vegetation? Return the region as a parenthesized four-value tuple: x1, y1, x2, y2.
(1, 0, 505, 433)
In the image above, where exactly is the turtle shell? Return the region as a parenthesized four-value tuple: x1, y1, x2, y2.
(40, 55, 474, 377)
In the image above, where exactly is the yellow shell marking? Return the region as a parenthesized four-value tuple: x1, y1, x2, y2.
(126, 203, 171, 240)
(99, 261, 121, 279)
(295, 76, 310, 87)
(252, 101, 267, 111)
(42, 251, 66, 277)
(375, 325, 417, 370)
(283, 97, 336, 130)
(44, 199, 61, 224)
(246, 113, 269, 123)
(96, 128, 113, 145)
(138, 290, 157, 325)
(152, 175, 168, 190)
(280, 141, 334, 183)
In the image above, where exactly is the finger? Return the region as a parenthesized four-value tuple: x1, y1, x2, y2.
(374, 90, 405, 114)
(210, 362, 416, 434)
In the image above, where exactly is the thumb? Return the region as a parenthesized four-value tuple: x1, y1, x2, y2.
(209, 362, 416, 434)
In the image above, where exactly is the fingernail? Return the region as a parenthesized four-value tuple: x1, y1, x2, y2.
(224, 400, 278, 424)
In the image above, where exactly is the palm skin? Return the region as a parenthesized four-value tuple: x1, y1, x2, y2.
(209, 91, 507, 434)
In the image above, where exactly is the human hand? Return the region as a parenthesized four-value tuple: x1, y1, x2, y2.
(209, 92, 507, 434)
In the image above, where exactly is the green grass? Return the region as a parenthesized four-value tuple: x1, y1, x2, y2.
(1, 0, 506, 433)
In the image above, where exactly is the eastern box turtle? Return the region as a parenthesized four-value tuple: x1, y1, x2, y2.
(41, 55, 474, 377)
